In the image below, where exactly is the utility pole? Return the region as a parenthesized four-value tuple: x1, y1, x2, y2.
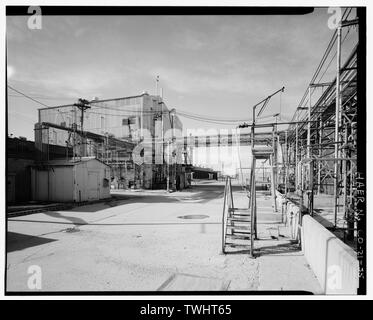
(170, 108, 176, 191)
(72, 106, 77, 161)
(157, 101, 165, 190)
(74, 98, 91, 157)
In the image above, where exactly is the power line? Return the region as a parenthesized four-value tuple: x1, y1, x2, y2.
(53, 103, 254, 124)
(291, 7, 353, 122)
(90, 101, 253, 122)
(7, 85, 51, 108)
(317, 24, 354, 84)
(8, 93, 75, 101)
(7, 85, 69, 123)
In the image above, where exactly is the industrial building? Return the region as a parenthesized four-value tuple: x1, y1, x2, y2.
(35, 92, 190, 191)
(6, 7, 365, 294)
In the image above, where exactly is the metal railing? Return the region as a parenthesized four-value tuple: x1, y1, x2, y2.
(222, 176, 233, 254)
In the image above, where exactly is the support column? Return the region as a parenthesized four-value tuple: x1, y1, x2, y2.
(334, 25, 342, 228)
(307, 87, 313, 212)
(270, 154, 277, 212)
(295, 113, 299, 190)
(307, 87, 312, 159)
(317, 116, 323, 194)
(284, 130, 288, 196)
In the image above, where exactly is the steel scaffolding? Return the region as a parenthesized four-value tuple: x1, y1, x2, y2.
(279, 9, 359, 242)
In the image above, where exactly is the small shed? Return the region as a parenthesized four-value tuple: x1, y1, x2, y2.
(31, 157, 111, 202)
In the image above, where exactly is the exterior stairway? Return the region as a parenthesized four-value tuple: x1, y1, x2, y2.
(222, 177, 254, 255)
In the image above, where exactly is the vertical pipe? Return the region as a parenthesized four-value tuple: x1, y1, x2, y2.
(270, 154, 277, 212)
(251, 106, 256, 151)
(250, 157, 256, 256)
(300, 162, 304, 207)
(160, 103, 165, 187)
(47, 129, 50, 201)
(307, 87, 311, 159)
(318, 117, 323, 194)
(285, 130, 288, 195)
(171, 113, 175, 190)
(342, 129, 348, 219)
(334, 26, 342, 228)
(272, 126, 278, 202)
(307, 87, 313, 212)
(167, 140, 170, 192)
(295, 113, 299, 190)
(250, 107, 256, 207)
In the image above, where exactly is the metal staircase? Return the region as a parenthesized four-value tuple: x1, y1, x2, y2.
(222, 177, 254, 256)
(222, 87, 284, 257)
(221, 147, 278, 257)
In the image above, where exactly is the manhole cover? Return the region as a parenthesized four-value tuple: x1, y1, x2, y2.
(178, 214, 209, 219)
(63, 227, 80, 233)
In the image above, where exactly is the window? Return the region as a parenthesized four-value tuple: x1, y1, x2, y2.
(101, 116, 105, 129)
(122, 118, 129, 126)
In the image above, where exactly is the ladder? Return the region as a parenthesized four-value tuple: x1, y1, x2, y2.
(222, 148, 278, 257)
(222, 176, 255, 257)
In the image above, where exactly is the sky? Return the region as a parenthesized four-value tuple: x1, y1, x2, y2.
(7, 8, 358, 141)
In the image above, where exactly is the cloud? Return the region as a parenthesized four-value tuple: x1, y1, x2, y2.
(175, 30, 206, 51)
(74, 27, 88, 38)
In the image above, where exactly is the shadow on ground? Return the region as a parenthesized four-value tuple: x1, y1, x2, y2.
(41, 211, 88, 226)
(256, 241, 301, 257)
(7, 232, 57, 253)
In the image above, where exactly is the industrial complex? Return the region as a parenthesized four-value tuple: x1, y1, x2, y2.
(6, 7, 365, 295)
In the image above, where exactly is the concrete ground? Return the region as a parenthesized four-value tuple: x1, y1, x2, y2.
(6, 180, 322, 293)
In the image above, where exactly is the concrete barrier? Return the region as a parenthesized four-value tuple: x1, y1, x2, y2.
(302, 215, 359, 294)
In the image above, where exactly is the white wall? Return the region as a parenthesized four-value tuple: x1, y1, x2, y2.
(85, 160, 110, 200)
(302, 215, 359, 294)
(49, 167, 74, 202)
(73, 160, 110, 201)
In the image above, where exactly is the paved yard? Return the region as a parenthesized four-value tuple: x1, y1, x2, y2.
(6, 181, 322, 293)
